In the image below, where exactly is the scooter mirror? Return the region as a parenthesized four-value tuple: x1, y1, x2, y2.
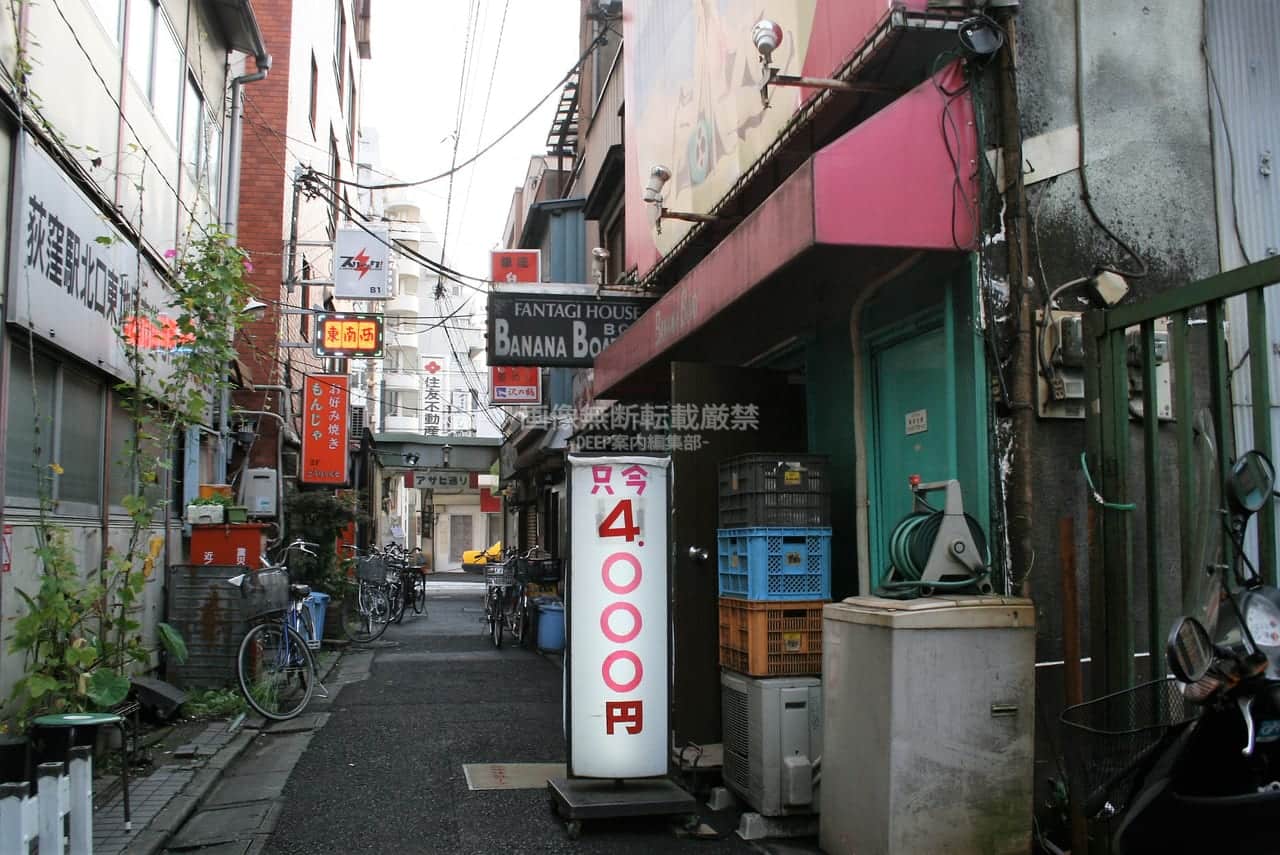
(1227, 450, 1275, 515)
(1167, 616, 1215, 684)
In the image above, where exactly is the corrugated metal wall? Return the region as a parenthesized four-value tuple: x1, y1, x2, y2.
(1210, 0, 1280, 541)
(165, 565, 250, 688)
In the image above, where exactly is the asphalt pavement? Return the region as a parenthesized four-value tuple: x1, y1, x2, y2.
(240, 577, 760, 854)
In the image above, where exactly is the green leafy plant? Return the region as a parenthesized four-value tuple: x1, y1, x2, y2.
(190, 494, 232, 508)
(181, 688, 246, 719)
(284, 489, 357, 589)
(9, 230, 252, 724)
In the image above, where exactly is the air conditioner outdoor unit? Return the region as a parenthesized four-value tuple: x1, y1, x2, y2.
(721, 671, 822, 817)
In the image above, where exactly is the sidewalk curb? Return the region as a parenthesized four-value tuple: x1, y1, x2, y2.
(127, 648, 345, 855)
(128, 727, 257, 855)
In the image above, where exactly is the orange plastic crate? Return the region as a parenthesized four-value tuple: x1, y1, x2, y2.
(718, 598, 825, 677)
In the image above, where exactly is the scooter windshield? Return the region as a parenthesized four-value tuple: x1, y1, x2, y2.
(1183, 409, 1224, 636)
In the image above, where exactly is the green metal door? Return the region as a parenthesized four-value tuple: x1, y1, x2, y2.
(869, 324, 956, 587)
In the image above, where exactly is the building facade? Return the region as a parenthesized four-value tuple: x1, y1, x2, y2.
(0, 0, 266, 700)
(497, 0, 1280, 845)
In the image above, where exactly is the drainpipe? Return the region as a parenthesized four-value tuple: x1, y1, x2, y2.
(996, 16, 1034, 592)
(215, 52, 272, 490)
(242, 382, 295, 544)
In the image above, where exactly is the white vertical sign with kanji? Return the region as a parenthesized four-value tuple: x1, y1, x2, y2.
(568, 455, 669, 778)
(421, 355, 447, 435)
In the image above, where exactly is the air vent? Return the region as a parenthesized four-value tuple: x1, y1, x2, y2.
(723, 683, 750, 792)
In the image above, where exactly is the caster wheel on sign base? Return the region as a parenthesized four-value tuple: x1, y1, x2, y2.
(566, 820, 582, 840)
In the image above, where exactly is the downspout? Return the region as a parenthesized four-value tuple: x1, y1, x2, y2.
(996, 16, 1034, 591)
(215, 51, 272, 490)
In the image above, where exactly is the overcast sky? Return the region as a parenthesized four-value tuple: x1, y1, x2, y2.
(361, 1, 582, 282)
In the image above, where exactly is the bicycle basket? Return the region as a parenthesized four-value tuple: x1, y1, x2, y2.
(1059, 677, 1200, 818)
(238, 568, 289, 619)
(515, 557, 561, 583)
(485, 561, 514, 585)
(356, 556, 385, 583)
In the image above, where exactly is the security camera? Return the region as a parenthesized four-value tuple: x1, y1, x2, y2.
(644, 165, 671, 203)
(591, 247, 611, 262)
(752, 19, 783, 64)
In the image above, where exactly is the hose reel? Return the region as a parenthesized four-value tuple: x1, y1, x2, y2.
(878, 479, 993, 598)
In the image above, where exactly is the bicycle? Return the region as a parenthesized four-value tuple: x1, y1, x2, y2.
(229, 540, 328, 721)
(340, 546, 393, 643)
(483, 548, 517, 648)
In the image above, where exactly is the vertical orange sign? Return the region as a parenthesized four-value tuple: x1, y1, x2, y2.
(302, 375, 350, 484)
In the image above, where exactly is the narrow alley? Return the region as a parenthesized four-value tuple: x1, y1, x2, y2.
(158, 579, 763, 854)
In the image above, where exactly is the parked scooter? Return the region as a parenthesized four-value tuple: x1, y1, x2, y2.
(1062, 423, 1280, 854)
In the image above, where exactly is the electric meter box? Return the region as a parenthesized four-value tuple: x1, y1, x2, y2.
(243, 468, 279, 517)
(820, 596, 1035, 855)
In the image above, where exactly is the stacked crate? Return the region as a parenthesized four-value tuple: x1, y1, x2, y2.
(717, 454, 831, 677)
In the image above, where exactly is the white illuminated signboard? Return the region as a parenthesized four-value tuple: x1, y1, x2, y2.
(568, 455, 670, 778)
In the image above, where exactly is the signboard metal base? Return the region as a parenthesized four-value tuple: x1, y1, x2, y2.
(547, 777, 698, 840)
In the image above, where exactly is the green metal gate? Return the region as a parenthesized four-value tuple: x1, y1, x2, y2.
(1084, 256, 1280, 698)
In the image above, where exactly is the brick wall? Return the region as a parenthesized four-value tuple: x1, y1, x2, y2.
(234, 0, 294, 468)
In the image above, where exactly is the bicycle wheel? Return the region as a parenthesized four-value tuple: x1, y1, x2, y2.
(489, 589, 504, 649)
(511, 594, 527, 645)
(342, 583, 390, 643)
(390, 579, 407, 624)
(237, 622, 315, 721)
(412, 575, 426, 615)
(297, 606, 317, 649)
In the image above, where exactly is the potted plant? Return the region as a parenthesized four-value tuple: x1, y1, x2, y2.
(186, 494, 227, 525)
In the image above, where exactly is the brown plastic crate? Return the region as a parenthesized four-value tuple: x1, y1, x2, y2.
(718, 598, 825, 677)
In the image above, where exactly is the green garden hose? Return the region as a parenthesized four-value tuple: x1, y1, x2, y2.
(876, 510, 992, 599)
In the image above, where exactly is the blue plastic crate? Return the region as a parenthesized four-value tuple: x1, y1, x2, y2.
(717, 527, 832, 601)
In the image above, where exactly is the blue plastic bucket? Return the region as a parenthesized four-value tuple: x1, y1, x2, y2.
(303, 592, 330, 648)
(536, 601, 565, 652)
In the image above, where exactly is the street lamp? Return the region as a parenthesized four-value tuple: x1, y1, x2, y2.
(403, 452, 420, 467)
(441, 444, 452, 468)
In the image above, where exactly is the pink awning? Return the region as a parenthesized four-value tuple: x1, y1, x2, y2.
(594, 63, 976, 397)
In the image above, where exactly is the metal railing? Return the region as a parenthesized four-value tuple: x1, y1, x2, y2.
(1084, 256, 1280, 697)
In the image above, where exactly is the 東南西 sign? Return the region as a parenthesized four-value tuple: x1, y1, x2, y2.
(315, 313, 384, 357)
(567, 455, 669, 778)
(301, 375, 349, 484)
(334, 224, 390, 299)
(487, 285, 651, 367)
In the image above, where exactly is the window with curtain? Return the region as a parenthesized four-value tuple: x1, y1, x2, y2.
(5, 345, 109, 512)
(127, 0, 182, 142)
(59, 370, 104, 505)
(5, 345, 57, 499)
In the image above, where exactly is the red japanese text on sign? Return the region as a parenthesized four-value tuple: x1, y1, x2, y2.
(301, 374, 349, 484)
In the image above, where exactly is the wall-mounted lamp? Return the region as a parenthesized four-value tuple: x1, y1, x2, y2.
(241, 298, 268, 314)
(643, 164, 729, 235)
(753, 18, 900, 109)
(441, 444, 452, 468)
(403, 452, 420, 467)
(591, 247, 611, 285)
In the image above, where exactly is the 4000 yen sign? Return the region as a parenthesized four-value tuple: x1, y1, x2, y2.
(568, 456, 669, 779)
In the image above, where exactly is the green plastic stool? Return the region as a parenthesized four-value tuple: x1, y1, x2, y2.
(30, 712, 130, 828)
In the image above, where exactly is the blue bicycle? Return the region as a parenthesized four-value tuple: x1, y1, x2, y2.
(230, 539, 327, 720)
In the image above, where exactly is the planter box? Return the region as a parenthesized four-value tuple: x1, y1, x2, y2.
(226, 506, 249, 523)
(186, 504, 224, 525)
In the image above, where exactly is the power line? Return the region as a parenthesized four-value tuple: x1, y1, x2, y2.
(314, 31, 607, 191)
(299, 172, 495, 292)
